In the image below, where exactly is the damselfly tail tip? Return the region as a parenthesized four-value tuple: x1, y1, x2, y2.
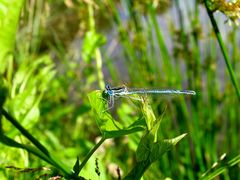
(182, 90, 196, 95)
(189, 90, 196, 95)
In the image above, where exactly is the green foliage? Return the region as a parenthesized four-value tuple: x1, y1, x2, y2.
(0, 0, 24, 73)
(88, 90, 145, 139)
(126, 133, 187, 180)
(87, 90, 187, 179)
(72, 157, 80, 176)
(0, 76, 8, 107)
(6, 56, 56, 134)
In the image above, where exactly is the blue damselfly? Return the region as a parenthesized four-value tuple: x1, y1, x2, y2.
(104, 84, 196, 109)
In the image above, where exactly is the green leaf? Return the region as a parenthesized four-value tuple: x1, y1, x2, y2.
(136, 118, 162, 162)
(149, 133, 187, 163)
(88, 90, 145, 139)
(73, 157, 80, 175)
(5, 55, 56, 136)
(126, 133, 187, 180)
(141, 99, 156, 131)
(0, 0, 25, 73)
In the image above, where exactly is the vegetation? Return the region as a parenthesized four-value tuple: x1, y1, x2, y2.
(0, 0, 239, 179)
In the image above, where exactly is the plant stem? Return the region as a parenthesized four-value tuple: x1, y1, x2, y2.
(78, 137, 106, 174)
(124, 160, 151, 180)
(204, 1, 240, 101)
(88, 4, 104, 89)
(2, 109, 49, 154)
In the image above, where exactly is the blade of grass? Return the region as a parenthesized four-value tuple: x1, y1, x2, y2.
(200, 154, 240, 180)
(77, 137, 106, 175)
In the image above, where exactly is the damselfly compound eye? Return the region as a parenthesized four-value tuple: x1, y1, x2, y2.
(105, 84, 111, 90)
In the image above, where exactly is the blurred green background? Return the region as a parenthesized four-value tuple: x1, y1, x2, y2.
(0, 0, 239, 179)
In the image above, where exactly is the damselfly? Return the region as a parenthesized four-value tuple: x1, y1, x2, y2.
(104, 84, 196, 109)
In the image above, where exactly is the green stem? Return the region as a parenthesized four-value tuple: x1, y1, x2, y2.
(204, 1, 240, 101)
(124, 160, 151, 180)
(78, 136, 106, 174)
(95, 48, 105, 90)
(87, 4, 104, 89)
(2, 109, 49, 154)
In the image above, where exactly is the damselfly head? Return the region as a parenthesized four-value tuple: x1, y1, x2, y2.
(104, 83, 114, 96)
(105, 83, 111, 91)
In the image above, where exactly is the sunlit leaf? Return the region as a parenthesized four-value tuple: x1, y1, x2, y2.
(136, 118, 162, 162)
(149, 133, 187, 163)
(4, 55, 56, 136)
(88, 90, 145, 139)
(126, 132, 187, 179)
(141, 98, 156, 131)
(0, 0, 24, 73)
